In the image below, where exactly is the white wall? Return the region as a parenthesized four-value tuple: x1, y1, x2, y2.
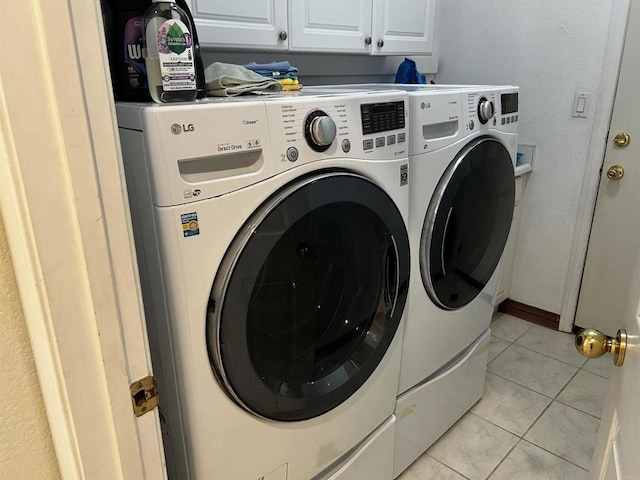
(199, 51, 437, 85)
(0, 212, 61, 480)
(434, 0, 614, 314)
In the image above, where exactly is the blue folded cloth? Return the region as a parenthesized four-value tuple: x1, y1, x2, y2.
(243, 61, 291, 71)
(243, 61, 299, 79)
(253, 70, 299, 79)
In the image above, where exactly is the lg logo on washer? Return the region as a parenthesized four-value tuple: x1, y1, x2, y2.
(171, 123, 195, 135)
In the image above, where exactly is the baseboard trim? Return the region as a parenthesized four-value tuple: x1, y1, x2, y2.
(498, 299, 560, 330)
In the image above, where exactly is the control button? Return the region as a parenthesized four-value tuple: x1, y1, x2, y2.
(286, 147, 299, 162)
(506, 117, 511, 124)
(515, 114, 519, 121)
(511, 115, 516, 123)
(398, 133, 406, 143)
(501, 118, 506, 125)
(387, 135, 396, 145)
(493, 117, 497, 126)
(363, 139, 374, 150)
(376, 137, 385, 147)
(469, 120, 475, 130)
(342, 139, 351, 153)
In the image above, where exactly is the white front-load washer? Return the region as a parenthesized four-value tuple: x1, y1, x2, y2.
(116, 89, 411, 480)
(393, 86, 519, 476)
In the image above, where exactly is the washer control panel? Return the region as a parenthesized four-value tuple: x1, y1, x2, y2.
(265, 91, 408, 166)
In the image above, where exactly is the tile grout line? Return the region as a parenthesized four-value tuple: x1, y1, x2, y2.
(514, 439, 590, 473)
(483, 437, 522, 480)
(483, 370, 555, 400)
(480, 372, 593, 476)
(485, 317, 601, 476)
(425, 453, 472, 480)
(494, 327, 588, 368)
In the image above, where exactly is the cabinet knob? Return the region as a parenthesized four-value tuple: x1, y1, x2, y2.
(364, 36, 372, 45)
(279, 31, 288, 41)
(377, 39, 384, 48)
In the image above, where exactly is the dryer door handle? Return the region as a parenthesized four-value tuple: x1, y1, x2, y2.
(440, 206, 455, 275)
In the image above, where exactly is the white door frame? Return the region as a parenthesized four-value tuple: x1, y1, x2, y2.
(0, 1, 165, 478)
(559, 0, 631, 332)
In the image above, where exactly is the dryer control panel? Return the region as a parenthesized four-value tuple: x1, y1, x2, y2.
(463, 87, 519, 134)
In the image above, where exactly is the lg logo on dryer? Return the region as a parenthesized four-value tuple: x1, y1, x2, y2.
(171, 123, 195, 135)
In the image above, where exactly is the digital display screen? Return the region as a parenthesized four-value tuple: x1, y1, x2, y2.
(361, 101, 405, 135)
(501, 93, 519, 115)
(372, 104, 397, 114)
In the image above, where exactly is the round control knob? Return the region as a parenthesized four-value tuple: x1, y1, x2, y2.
(478, 97, 495, 124)
(305, 111, 336, 152)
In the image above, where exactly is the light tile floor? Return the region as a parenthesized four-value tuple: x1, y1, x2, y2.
(398, 313, 612, 480)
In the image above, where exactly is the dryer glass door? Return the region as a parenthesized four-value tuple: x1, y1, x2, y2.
(207, 172, 409, 421)
(420, 137, 515, 310)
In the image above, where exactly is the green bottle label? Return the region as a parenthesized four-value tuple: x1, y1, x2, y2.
(156, 19, 196, 92)
(166, 22, 188, 55)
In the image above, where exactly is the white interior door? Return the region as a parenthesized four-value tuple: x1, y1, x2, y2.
(576, 0, 640, 337)
(587, 209, 640, 479)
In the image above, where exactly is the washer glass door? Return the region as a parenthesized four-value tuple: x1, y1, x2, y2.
(207, 172, 409, 421)
(421, 137, 515, 310)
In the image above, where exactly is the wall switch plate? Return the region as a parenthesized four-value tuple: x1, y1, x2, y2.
(572, 92, 591, 118)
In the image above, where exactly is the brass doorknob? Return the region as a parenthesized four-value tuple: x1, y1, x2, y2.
(606, 165, 625, 180)
(575, 328, 627, 366)
(613, 132, 630, 147)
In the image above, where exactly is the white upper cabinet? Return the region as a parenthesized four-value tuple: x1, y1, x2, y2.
(187, 0, 435, 55)
(188, 0, 288, 50)
(288, 0, 373, 53)
(370, 0, 435, 55)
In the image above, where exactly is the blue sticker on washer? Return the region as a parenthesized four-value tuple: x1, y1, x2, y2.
(181, 212, 200, 237)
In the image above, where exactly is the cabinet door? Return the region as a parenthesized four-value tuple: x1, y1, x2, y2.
(289, 0, 373, 53)
(188, 0, 288, 50)
(370, 0, 435, 55)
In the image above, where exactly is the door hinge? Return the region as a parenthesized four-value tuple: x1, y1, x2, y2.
(130, 375, 159, 417)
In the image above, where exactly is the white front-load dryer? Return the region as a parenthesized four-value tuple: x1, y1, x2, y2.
(394, 86, 519, 476)
(116, 90, 410, 480)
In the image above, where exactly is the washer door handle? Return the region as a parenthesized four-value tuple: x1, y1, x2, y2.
(384, 236, 400, 316)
